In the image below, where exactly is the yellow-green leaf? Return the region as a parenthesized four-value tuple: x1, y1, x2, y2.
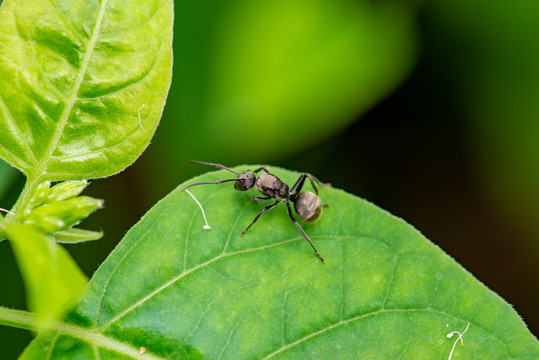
(0, 0, 173, 180)
(6, 224, 87, 328)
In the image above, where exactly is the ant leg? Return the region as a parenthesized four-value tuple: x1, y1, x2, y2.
(310, 174, 332, 190)
(240, 201, 279, 236)
(290, 173, 308, 194)
(290, 173, 320, 195)
(306, 174, 319, 194)
(284, 200, 325, 263)
(253, 196, 271, 201)
(290, 173, 326, 196)
(253, 166, 270, 174)
(181, 178, 237, 192)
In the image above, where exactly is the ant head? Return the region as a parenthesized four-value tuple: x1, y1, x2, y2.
(182, 161, 258, 193)
(234, 170, 256, 191)
(294, 191, 322, 223)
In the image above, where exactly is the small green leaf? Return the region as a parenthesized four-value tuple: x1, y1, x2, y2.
(53, 228, 103, 244)
(21, 167, 539, 358)
(23, 196, 103, 233)
(26, 180, 51, 211)
(45, 180, 89, 204)
(6, 224, 87, 328)
(0, 0, 173, 180)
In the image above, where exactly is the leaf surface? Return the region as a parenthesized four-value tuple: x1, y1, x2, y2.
(0, 0, 173, 180)
(21, 167, 539, 359)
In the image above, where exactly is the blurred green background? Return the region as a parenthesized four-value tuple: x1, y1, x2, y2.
(1, 0, 539, 357)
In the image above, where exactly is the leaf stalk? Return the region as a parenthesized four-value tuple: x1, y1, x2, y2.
(0, 306, 37, 332)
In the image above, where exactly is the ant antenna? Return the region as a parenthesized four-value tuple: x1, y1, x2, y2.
(188, 160, 240, 175)
(181, 178, 237, 192)
(183, 161, 256, 192)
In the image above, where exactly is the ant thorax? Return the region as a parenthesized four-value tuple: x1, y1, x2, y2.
(256, 173, 290, 200)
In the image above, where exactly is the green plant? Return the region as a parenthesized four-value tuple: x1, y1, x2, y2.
(0, 0, 172, 337)
(1, 0, 538, 359)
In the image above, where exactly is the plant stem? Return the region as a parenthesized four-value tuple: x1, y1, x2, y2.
(0, 306, 164, 360)
(7, 175, 40, 224)
(0, 176, 40, 242)
(0, 306, 37, 332)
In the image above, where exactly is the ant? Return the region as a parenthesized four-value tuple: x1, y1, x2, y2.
(181, 160, 327, 263)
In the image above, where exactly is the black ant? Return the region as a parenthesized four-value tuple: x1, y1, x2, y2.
(181, 160, 327, 263)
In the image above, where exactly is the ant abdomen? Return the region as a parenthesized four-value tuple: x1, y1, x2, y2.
(294, 191, 322, 223)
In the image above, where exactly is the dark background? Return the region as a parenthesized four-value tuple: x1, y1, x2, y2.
(1, 0, 538, 357)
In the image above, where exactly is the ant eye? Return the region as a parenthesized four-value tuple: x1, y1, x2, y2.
(234, 171, 255, 191)
(235, 178, 250, 191)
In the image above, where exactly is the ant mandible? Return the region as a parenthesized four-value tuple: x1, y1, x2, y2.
(181, 160, 326, 263)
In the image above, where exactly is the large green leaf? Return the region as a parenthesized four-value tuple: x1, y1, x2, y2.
(21, 167, 539, 358)
(0, 0, 173, 180)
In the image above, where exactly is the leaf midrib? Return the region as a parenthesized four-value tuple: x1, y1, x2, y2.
(73, 308, 498, 359)
(53, 321, 165, 360)
(33, 0, 109, 178)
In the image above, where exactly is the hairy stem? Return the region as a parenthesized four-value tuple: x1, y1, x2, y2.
(0, 306, 37, 332)
(9, 175, 41, 222)
(0, 176, 41, 243)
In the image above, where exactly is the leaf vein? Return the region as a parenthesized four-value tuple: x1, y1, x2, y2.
(36, 0, 109, 176)
(183, 204, 198, 273)
(99, 4, 159, 40)
(45, 331, 60, 360)
(171, 300, 213, 355)
(98, 235, 378, 330)
(222, 199, 251, 254)
(0, 94, 37, 167)
(75, 51, 158, 101)
(218, 308, 253, 360)
(48, 0, 85, 45)
(98, 236, 307, 330)
(380, 255, 398, 310)
(0, 144, 31, 172)
(17, 5, 72, 101)
(260, 309, 449, 359)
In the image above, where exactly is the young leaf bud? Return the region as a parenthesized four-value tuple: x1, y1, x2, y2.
(24, 196, 104, 234)
(45, 180, 89, 204)
(27, 181, 51, 211)
(52, 228, 103, 243)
